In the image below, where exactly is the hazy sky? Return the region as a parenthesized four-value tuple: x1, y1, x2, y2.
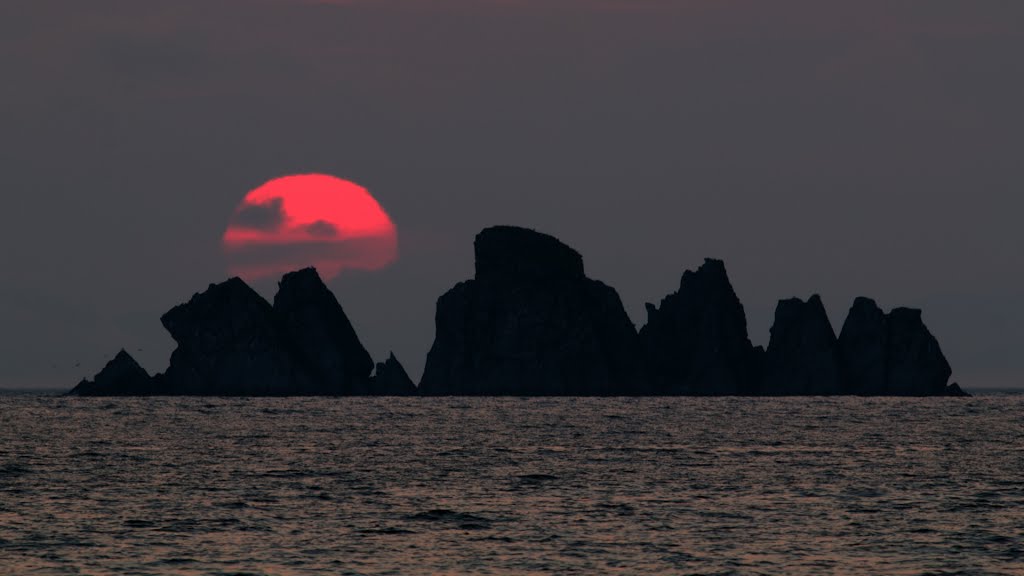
(2, 0, 1022, 389)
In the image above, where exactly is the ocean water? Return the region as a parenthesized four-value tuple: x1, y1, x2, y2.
(1, 395, 1022, 575)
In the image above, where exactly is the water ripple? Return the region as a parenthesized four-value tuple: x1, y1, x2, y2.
(0, 396, 1022, 574)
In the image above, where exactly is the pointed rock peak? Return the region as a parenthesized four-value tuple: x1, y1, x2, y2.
(377, 351, 406, 372)
(106, 349, 147, 373)
(679, 257, 733, 292)
(113, 348, 139, 365)
(68, 349, 152, 396)
(273, 265, 373, 393)
(373, 351, 416, 395)
(474, 225, 584, 282)
(638, 256, 754, 395)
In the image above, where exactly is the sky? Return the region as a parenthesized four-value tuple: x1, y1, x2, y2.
(1, 0, 1022, 390)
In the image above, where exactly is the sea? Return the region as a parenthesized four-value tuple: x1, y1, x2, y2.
(1, 394, 1022, 575)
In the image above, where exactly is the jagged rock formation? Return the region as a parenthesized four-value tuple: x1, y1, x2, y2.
(637, 259, 759, 395)
(419, 225, 638, 395)
(274, 268, 374, 394)
(69, 225, 968, 397)
(68, 350, 155, 396)
(77, 269, 385, 396)
(838, 298, 959, 396)
(372, 352, 417, 395)
(760, 295, 843, 395)
(160, 277, 313, 395)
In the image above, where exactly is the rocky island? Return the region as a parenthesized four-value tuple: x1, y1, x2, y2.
(71, 268, 415, 396)
(71, 225, 967, 397)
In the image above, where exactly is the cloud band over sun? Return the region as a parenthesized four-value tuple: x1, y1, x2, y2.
(222, 174, 398, 281)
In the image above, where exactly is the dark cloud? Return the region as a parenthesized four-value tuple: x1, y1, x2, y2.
(225, 234, 396, 280)
(305, 220, 339, 238)
(231, 198, 286, 231)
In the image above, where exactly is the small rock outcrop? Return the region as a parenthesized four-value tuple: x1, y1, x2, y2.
(760, 295, 842, 395)
(68, 350, 155, 396)
(274, 267, 374, 394)
(945, 382, 969, 397)
(838, 298, 958, 396)
(371, 352, 417, 395)
(637, 259, 759, 395)
(419, 225, 638, 395)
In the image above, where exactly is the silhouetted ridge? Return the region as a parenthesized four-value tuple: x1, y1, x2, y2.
(419, 225, 637, 395)
(68, 350, 154, 396)
(71, 225, 966, 397)
(637, 258, 759, 395)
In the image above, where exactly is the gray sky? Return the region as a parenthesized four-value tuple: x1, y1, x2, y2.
(2, 0, 1022, 390)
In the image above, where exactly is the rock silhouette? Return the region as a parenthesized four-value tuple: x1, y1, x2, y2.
(274, 267, 374, 394)
(371, 352, 417, 396)
(419, 225, 638, 395)
(761, 295, 843, 395)
(74, 269, 389, 396)
(68, 350, 155, 396)
(160, 277, 313, 395)
(836, 297, 889, 395)
(637, 259, 759, 395)
(71, 225, 967, 397)
(838, 298, 958, 396)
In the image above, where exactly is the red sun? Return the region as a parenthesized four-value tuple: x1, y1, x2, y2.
(222, 174, 398, 281)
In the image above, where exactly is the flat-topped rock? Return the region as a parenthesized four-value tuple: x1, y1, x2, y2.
(420, 226, 637, 395)
(474, 225, 584, 283)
